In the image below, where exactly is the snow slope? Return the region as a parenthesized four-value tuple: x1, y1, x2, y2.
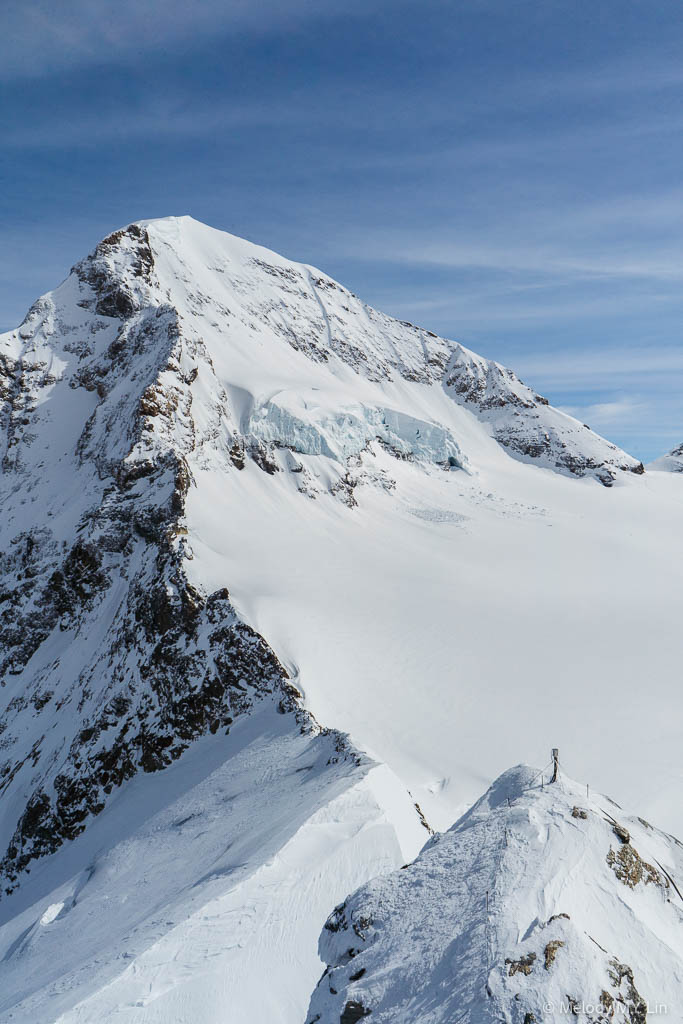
(0, 707, 426, 1023)
(648, 443, 683, 472)
(309, 763, 683, 1023)
(0, 216, 682, 1021)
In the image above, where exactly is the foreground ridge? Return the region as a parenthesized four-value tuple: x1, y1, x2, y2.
(308, 763, 683, 1023)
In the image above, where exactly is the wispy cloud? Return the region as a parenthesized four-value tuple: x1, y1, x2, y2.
(513, 348, 683, 381)
(2, 94, 306, 149)
(0, 0, 383, 80)
(559, 397, 645, 427)
(9, 50, 683, 156)
(342, 206, 683, 284)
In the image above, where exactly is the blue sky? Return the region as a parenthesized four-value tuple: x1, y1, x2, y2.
(2, 0, 683, 460)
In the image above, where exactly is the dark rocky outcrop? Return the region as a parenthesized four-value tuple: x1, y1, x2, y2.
(340, 1001, 371, 1024)
(0, 226, 318, 895)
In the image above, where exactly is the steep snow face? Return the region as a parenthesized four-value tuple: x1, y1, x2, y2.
(309, 765, 683, 1024)
(0, 706, 427, 1024)
(648, 443, 683, 472)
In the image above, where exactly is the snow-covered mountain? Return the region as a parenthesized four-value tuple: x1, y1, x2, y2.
(0, 216, 681, 1022)
(0, 216, 646, 889)
(648, 443, 683, 472)
(308, 764, 683, 1023)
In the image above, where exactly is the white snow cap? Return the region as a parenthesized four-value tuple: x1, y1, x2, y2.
(647, 442, 683, 472)
(309, 762, 683, 1023)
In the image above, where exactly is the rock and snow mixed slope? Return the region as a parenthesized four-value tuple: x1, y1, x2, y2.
(308, 765, 683, 1024)
(0, 216, 682, 1022)
(648, 443, 683, 473)
(0, 222, 309, 891)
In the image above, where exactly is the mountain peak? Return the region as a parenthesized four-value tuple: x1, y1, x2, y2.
(647, 442, 683, 473)
(39, 216, 644, 483)
(309, 763, 683, 1023)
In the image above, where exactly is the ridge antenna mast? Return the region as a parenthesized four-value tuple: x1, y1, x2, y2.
(551, 748, 559, 784)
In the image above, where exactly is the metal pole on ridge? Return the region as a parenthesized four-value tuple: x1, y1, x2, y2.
(551, 748, 559, 783)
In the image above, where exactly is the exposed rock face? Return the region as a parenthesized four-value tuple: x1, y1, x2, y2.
(73, 222, 155, 320)
(0, 217, 645, 895)
(443, 347, 644, 485)
(0, 224, 319, 894)
(307, 766, 683, 1023)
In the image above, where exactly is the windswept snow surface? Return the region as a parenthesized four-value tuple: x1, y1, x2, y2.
(189, 434, 683, 837)
(0, 708, 426, 1024)
(309, 765, 683, 1023)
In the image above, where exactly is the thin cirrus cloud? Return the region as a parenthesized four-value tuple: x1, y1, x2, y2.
(341, 228, 683, 286)
(389, 291, 683, 331)
(559, 398, 645, 428)
(7, 50, 683, 151)
(2, 96, 306, 149)
(2, 2, 682, 461)
(514, 347, 683, 384)
(395, 243, 683, 283)
(0, 0, 386, 79)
